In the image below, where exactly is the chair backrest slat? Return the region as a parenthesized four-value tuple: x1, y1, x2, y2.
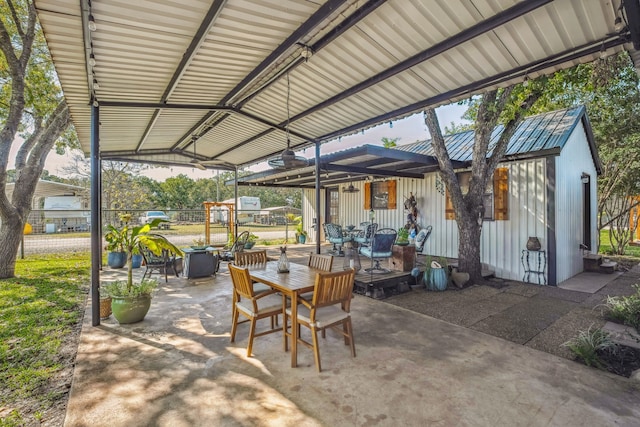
(308, 253, 333, 271)
(312, 269, 355, 310)
(234, 249, 267, 266)
(228, 263, 255, 298)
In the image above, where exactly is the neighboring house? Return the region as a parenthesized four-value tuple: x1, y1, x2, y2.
(6, 180, 90, 233)
(300, 106, 600, 286)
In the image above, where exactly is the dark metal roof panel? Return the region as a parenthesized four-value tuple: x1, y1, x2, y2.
(397, 106, 585, 161)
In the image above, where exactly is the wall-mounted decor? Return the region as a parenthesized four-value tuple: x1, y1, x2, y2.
(364, 180, 396, 210)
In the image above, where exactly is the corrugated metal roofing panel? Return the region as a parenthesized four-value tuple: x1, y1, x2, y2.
(35, 0, 627, 170)
(396, 106, 585, 162)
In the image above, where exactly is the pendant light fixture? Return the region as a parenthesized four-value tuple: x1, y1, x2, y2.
(190, 136, 206, 170)
(343, 183, 360, 193)
(268, 73, 309, 170)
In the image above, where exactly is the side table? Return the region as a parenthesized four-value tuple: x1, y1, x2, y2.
(183, 247, 219, 279)
(521, 249, 546, 285)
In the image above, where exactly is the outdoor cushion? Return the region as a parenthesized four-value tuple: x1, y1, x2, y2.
(286, 304, 349, 328)
(236, 294, 283, 317)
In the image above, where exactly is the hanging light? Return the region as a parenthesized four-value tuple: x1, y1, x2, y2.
(614, 16, 624, 32)
(88, 14, 97, 31)
(343, 183, 360, 193)
(190, 136, 206, 170)
(268, 73, 309, 170)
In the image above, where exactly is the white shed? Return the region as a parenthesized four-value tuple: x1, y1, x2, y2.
(300, 106, 600, 286)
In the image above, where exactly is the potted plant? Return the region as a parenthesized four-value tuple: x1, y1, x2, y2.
(294, 216, 308, 244)
(244, 233, 259, 249)
(396, 227, 409, 245)
(105, 222, 127, 268)
(103, 214, 183, 324)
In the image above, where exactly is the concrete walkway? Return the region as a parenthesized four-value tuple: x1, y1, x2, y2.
(64, 251, 640, 426)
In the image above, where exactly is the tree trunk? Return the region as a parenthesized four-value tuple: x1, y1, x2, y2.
(0, 216, 24, 277)
(456, 212, 483, 283)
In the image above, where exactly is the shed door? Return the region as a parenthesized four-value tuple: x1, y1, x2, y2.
(583, 174, 591, 250)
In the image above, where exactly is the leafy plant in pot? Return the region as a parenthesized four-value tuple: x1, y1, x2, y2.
(396, 227, 409, 246)
(244, 233, 259, 249)
(105, 222, 127, 268)
(103, 214, 183, 324)
(294, 215, 308, 244)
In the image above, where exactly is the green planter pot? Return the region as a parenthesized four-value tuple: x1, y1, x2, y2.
(298, 234, 306, 244)
(244, 241, 256, 249)
(111, 295, 152, 324)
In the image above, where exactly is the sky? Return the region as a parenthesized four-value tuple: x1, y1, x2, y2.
(42, 103, 469, 181)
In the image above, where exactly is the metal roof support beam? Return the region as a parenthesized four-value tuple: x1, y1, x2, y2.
(237, 0, 388, 107)
(287, 0, 552, 124)
(624, 0, 640, 49)
(321, 163, 424, 179)
(176, 0, 351, 152)
(136, 0, 228, 151)
(315, 140, 321, 255)
(221, 0, 350, 105)
(90, 103, 100, 326)
(319, 36, 628, 143)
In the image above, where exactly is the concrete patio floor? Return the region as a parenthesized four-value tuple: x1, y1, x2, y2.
(65, 249, 640, 426)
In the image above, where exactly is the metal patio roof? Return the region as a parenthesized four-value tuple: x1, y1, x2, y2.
(230, 144, 468, 188)
(35, 0, 640, 171)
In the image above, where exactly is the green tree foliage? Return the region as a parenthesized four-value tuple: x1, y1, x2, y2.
(0, 0, 74, 277)
(443, 121, 474, 135)
(381, 137, 400, 148)
(531, 53, 640, 253)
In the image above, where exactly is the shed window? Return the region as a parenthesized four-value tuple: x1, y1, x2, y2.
(445, 168, 509, 221)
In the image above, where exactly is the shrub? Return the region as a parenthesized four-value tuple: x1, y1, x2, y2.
(603, 284, 640, 333)
(562, 325, 616, 368)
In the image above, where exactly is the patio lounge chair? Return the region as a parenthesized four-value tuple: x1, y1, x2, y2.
(353, 222, 378, 248)
(220, 231, 250, 261)
(139, 239, 181, 283)
(324, 223, 352, 256)
(359, 228, 397, 274)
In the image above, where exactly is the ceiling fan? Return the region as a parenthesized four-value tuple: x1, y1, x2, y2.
(267, 73, 309, 170)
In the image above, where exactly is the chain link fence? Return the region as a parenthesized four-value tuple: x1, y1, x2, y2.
(20, 208, 298, 257)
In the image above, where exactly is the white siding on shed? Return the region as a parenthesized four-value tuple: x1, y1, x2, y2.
(554, 123, 598, 284)
(420, 160, 548, 282)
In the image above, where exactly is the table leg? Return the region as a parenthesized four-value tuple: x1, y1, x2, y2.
(290, 291, 298, 368)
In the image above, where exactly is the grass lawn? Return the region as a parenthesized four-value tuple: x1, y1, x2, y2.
(598, 229, 640, 258)
(0, 252, 90, 426)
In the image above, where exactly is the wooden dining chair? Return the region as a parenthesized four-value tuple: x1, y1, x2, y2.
(228, 264, 283, 357)
(307, 253, 333, 271)
(284, 268, 356, 372)
(234, 249, 268, 266)
(299, 253, 334, 301)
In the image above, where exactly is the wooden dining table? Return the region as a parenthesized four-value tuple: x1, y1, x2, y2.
(247, 261, 319, 368)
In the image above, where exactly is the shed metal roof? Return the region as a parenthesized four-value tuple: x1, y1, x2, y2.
(232, 105, 600, 188)
(35, 0, 637, 170)
(397, 105, 601, 169)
